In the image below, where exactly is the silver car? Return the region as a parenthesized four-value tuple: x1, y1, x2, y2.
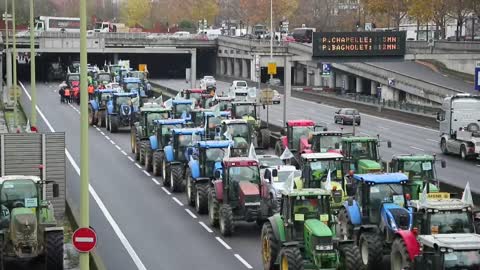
(262, 164, 301, 214)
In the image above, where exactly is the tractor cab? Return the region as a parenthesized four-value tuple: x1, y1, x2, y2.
(389, 154, 446, 200)
(276, 120, 320, 158)
(300, 153, 346, 208)
(310, 131, 346, 153)
(193, 140, 232, 178)
(181, 89, 206, 103)
(220, 119, 252, 157)
(66, 73, 80, 88)
(165, 128, 205, 163)
(340, 136, 391, 174)
(190, 108, 212, 127)
(231, 101, 257, 120)
(109, 92, 137, 112)
(122, 77, 146, 97)
(172, 100, 194, 121)
(151, 119, 186, 152)
(117, 68, 130, 84)
(137, 106, 171, 138)
(92, 88, 117, 107)
(95, 72, 112, 87)
(213, 96, 235, 111)
(203, 111, 231, 140)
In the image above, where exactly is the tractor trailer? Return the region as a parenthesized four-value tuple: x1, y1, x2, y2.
(35, 16, 80, 33)
(438, 94, 480, 160)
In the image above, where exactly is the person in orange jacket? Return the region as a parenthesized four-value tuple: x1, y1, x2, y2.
(88, 84, 95, 100)
(64, 86, 71, 104)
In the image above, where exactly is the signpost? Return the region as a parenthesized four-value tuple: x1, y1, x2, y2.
(72, 227, 97, 253)
(261, 88, 274, 128)
(475, 61, 480, 91)
(322, 63, 331, 76)
(268, 62, 277, 75)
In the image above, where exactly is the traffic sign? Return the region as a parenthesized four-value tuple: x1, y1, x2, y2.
(72, 227, 97, 253)
(260, 88, 274, 105)
(322, 64, 331, 76)
(475, 67, 480, 91)
(268, 63, 277, 75)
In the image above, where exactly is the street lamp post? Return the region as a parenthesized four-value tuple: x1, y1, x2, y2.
(30, 0, 37, 129)
(12, 0, 17, 128)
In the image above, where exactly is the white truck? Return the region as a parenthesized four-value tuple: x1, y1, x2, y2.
(16, 16, 80, 37)
(93, 21, 130, 33)
(227, 80, 257, 101)
(438, 94, 480, 160)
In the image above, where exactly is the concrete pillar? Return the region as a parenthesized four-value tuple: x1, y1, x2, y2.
(342, 74, 350, 91)
(6, 50, 12, 90)
(227, 58, 233, 76)
(356, 77, 363, 93)
(113, 53, 119, 64)
(380, 85, 397, 101)
(234, 58, 241, 77)
(191, 49, 197, 88)
(242, 59, 248, 78)
(306, 68, 311, 86)
(314, 68, 321, 87)
(371, 81, 378, 96)
(294, 66, 305, 85)
(329, 70, 336, 88)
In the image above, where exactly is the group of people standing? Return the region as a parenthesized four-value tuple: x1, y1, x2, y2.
(59, 82, 104, 104)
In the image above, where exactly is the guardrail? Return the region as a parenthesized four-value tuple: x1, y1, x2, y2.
(217, 35, 288, 48)
(407, 40, 480, 54)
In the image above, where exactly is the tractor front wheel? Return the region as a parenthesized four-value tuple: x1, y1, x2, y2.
(261, 222, 279, 270)
(153, 151, 164, 177)
(162, 159, 169, 186)
(336, 208, 353, 240)
(339, 244, 363, 270)
(144, 141, 153, 172)
(208, 188, 219, 227)
(130, 128, 137, 154)
(390, 237, 411, 270)
(45, 231, 64, 270)
(139, 141, 147, 165)
(110, 115, 119, 133)
(279, 247, 303, 270)
(195, 183, 209, 214)
(169, 165, 184, 192)
(359, 232, 383, 270)
(186, 169, 194, 206)
(219, 204, 234, 236)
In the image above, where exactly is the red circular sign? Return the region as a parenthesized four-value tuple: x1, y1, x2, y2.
(72, 227, 97, 253)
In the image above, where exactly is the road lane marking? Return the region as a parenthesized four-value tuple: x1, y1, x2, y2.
(410, 146, 425, 152)
(426, 139, 437, 143)
(100, 131, 105, 135)
(185, 209, 197, 219)
(121, 150, 127, 156)
(234, 254, 253, 269)
(151, 178, 160, 185)
(161, 187, 171, 195)
(115, 145, 122, 151)
(199, 221, 213, 233)
(215, 237, 232, 250)
(128, 156, 135, 162)
(96, 127, 101, 132)
(20, 82, 148, 270)
(172, 197, 184, 206)
(143, 170, 151, 177)
(135, 163, 142, 169)
(105, 136, 111, 140)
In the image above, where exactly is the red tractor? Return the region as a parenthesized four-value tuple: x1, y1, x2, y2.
(180, 89, 214, 108)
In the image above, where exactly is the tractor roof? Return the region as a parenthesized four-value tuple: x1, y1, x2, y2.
(342, 136, 378, 142)
(140, 106, 169, 113)
(287, 120, 315, 127)
(233, 101, 256, 105)
(184, 89, 204, 93)
(418, 234, 480, 251)
(197, 140, 232, 148)
(113, 92, 136, 97)
(172, 128, 204, 135)
(311, 131, 344, 136)
(173, 99, 193, 105)
(412, 198, 472, 211)
(222, 119, 248, 125)
(393, 154, 435, 161)
(123, 77, 141, 83)
(153, 119, 185, 125)
(301, 152, 343, 161)
(0, 175, 41, 184)
(223, 157, 258, 167)
(282, 188, 331, 197)
(353, 173, 408, 184)
(204, 111, 230, 117)
(215, 96, 235, 101)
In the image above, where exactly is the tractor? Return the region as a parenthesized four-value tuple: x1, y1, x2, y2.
(190, 108, 212, 127)
(88, 88, 118, 127)
(336, 173, 413, 270)
(131, 105, 171, 167)
(171, 99, 194, 121)
(208, 157, 270, 236)
(128, 70, 152, 97)
(186, 140, 232, 214)
(163, 128, 205, 192)
(122, 77, 147, 98)
(300, 153, 348, 209)
(180, 89, 207, 104)
(202, 111, 231, 140)
(261, 188, 363, 270)
(66, 72, 81, 104)
(149, 119, 186, 178)
(340, 136, 391, 174)
(220, 119, 251, 157)
(310, 131, 347, 153)
(231, 101, 271, 149)
(94, 71, 112, 87)
(106, 92, 138, 133)
(388, 154, 446, 200)
(0, 175, 63, 269)
(212, 96, 235, 111)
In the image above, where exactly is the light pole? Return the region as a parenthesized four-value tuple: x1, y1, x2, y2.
(4, 0, 9, 90)
(12, 0, 17, 128)
(30, 0, 37, 129)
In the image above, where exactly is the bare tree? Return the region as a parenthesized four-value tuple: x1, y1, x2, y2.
(447, 0, 473, 40)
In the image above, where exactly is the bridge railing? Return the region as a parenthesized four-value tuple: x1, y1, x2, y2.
(217, 35, 288, 48)
(406, 40, 480, 54)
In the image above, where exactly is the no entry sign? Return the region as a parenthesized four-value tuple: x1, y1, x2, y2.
(72, 227, 97, 253)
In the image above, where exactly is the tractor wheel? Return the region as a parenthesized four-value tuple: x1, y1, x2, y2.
(461, 145, 469, 160)
(45, 231, 64, 270)
(279, 247, 303, 270)
(110, 115, 119, 133)
(208, 188, 219, 227)
(390, 237, 411, 270)
(195, 183, 209, 214)
(261, 129, 271, 149)
(336, 208, 353, 240)
(153, 151, 164, 177)
(144, 141, 153, 172)
(261, 222, 279, 270)
(359, 232, 383, 270)
(106, 115, 110, 131)
(219, 204, 234, 236)
(275, 141, 283, 157)
(186, 169, 194, 206)
(162, 158, 170, 186)
(134, 137, 141, 161)
(339, 244, 363, 270)
(169, 165, 184, 192)
(139, 141, 147, 165)
(88, 105, 97, 126)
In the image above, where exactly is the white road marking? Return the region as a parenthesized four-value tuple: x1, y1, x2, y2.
(143, 170, 151, 177)
(100, 131, 105, 136)
(115, 145, 122, 151)
(93, 125, 97, 128)
(161, 187, 171, 195)
(135, 163, 142, 169)
(151, 178, 160, 185)
(172, 197, 184, 206)
(410, 146, 425, 152)
(105, 136, 111, 140)
(128, 156, 135, 162)
(96, 127, 101, 131)
(426, 139, 437, 143)
(215, 237, 232, 250)
(110, 140, 115, 145)
(121, 150, 127, 156)
(198, 221, 213, 233)
(234, 254, 253, 269)
(19, 82, 148, 270)
(185, 209, 197, 219)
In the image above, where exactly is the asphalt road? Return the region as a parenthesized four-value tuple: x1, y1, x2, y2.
(19, 82, 257, 270)
(153, 79, 480, 196)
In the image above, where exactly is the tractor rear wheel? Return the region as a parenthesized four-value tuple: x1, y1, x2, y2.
(261, 129, 271, 149)
(162, 159, 170, 186)
(219, 204, 234, 236)
(279, 247, 303, 270)
(45, 231, 64, 270)
(110, 115, 119, 133)
(139, 141, 147, 165)
(152, 151, 164, 177)
(186, 169, 194, 206)
(134, 137, 141, 161)
(359, 232, 383, 270)
(208, 188, 219, 227)
(390, 237, 411, 270)
(195, 183, 209, 214)
(144, 141, 153, 172)
(261, 222, 279, 270)
(336, 208, 353, 240)
(169, 165, 184, 192)
(339, 244, 363, 270)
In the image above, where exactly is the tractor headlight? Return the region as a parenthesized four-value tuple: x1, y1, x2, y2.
(315, 245, 333, 251)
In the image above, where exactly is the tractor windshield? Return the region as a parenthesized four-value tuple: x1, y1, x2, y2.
(174, 104, 193, 118)
(444, 250, 480, 270)
(207, 116, 223, 130)
(100, 93, 113, 102)
(276, 170, 302, 183)
(0, 180, 38, 210)
(126, 82, 141, 91)
(310, 160, 343, 181)
(291, 126, 313, 150)
(430, 211, 474, 234)
(68, 75, 80, 81)
(293, 196, 330, 221)
(188, 92, 202, 101)
(146, 113, 169, 127)
(218, 100, 232, 111)
(400, 160, 435, 180)
(235, 105, 255, 118)
(314, 135, 342, 152)
(370, 184, 405, 207)
(115, 96, 131, 106)
(98, 74, 111, 82)
(227, 124, 250, 139)
(229, 166, 260, 183)
(348, 141, 378, 160)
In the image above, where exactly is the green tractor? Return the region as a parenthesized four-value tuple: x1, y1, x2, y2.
(388, 154, 446, 200)
(231, 101, 271, 149)
(220, 119, 252, 157)
(310, 131, 346, 153)
(0, 175, 63, 269)
(340, 136, 391, 174)
(130, 105, 171, 167)
(261, 188, 362, 270)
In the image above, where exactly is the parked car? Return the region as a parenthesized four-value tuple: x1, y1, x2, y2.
(267, 78, 282, 86)
(200, 76, 216, 89)
(282, 34, 295, 43)
(172, 31, 191, 39)
(272, 90, 281, 104)
(334, 108, 361, 125)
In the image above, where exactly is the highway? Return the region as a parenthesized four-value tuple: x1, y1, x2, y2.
(19, 82, 260, 270)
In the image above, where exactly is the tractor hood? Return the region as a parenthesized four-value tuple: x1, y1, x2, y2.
(382, 203, 411, 231)
(358, 159, 382, 173)
(239, 182, 260, 206)
(304, 219, 333, 237)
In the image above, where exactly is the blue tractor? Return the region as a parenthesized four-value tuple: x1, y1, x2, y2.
(122, 77, 147, 98)
(88, 88, 118, 127)
(336, 173, 413, 270)
(163, 128, 205, 192)
(149, 119, 186, 177)
(186, 140, 232, 214)
(106, 92, 138, 133)
(202, 111, 231, 140)
(171, 99, 194, 122)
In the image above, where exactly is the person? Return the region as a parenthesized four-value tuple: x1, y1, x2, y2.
(99, 83, 106, 90)
(88, 84, 95, 100)
(73, 86, 80, 104)
(64, 86, 71, 103)
(59, 87, 65, 103)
